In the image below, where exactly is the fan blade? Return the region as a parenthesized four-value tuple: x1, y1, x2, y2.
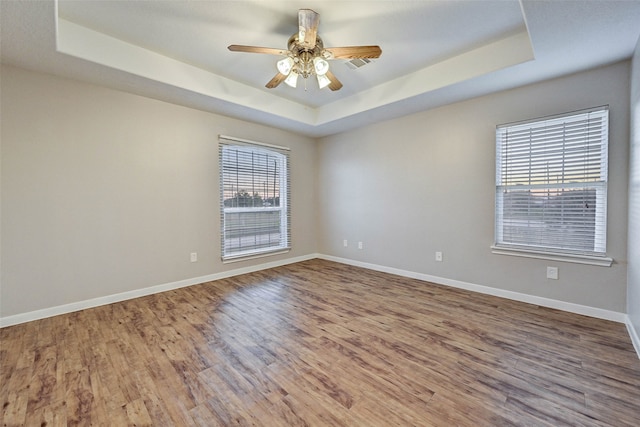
(325, 71, 343, 91)
(266, 72, 288, 89)
(298, 9, 319, 48)
(228, 45, 288, 56)
(324, 46, 382, 59)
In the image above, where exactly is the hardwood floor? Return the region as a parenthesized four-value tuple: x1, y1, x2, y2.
(2, 259, 640, 426)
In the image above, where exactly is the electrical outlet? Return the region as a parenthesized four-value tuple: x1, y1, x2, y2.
(547, 266, 558, 280)
(358, 242, 363, 250)
(190, 252, 198, 263)
(435, 251, 443, 262)
(343, 239, 348, 247)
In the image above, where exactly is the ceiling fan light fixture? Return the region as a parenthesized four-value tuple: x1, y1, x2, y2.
(228, 9, 381, 92)
(313, 57, 329, 75)
(316, 73, 331, 89)
(284, 71, 299, 88)
(277, 57, 294, 76)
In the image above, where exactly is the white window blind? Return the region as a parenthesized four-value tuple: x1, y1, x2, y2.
(219, 136, 290, 261)
(495, 106, 609, 257)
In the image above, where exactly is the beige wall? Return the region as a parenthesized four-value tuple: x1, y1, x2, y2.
(318, 61, 630, 313)
(628, 39, 640, 336)
(1, 60, 633, 321)
(0, 65, 318, 318)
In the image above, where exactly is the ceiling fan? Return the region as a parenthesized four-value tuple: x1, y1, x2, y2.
(228, 9, 382, 91)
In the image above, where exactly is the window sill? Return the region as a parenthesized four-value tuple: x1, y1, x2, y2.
(490, 245, 613, 267)
(222, 248, 291, 264)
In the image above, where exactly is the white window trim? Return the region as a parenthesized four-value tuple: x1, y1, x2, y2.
(493, 106, 612, 267)
(491, 245, 613, 267)
(222, 249, 291, 264)
(219, 134, 290, 152)
(219, 135, 291, 262)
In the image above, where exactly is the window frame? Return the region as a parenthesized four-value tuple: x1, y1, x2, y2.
(492, 106, 613, 267)
(219, 135, 291, 262)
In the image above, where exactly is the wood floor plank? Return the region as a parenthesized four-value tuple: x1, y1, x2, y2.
(2, 259, 640, 426)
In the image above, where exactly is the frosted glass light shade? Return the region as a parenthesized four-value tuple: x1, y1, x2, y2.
(284, 71, 299, 88)
(277, 57, 294, 75)
(317, 73, 331, 89)
(313, 57, 329, 75)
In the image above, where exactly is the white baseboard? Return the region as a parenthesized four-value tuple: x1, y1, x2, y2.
(1, 252, 631, 341)
(627, 317, 640, 360)
(0, 253, 318, 328)
(318, 254, 627, 324)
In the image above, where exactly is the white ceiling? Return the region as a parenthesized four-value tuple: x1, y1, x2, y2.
(2, 0, 640, 137)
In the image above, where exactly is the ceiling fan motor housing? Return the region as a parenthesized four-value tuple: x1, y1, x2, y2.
(287, 34, 328, 78)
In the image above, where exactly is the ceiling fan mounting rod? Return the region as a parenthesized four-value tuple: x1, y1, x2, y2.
(298, 51, 314, 78)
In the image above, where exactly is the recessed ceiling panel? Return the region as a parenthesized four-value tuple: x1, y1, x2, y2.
(4, 1, 640, 137)
(55, 0, 531, 124)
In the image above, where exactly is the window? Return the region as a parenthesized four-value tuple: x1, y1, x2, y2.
(219, 136, 290, 261)
(494, 106, 610, 265)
